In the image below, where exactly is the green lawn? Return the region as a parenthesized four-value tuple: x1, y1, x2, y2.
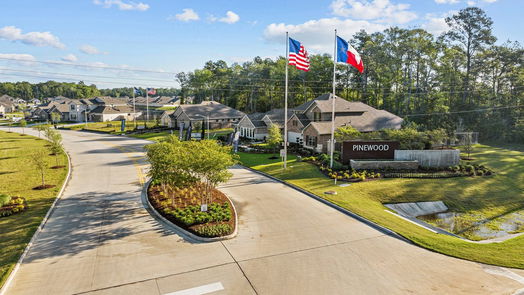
(237, 152, 297, 167)
(128, 128, 234, 142)
(0, 131, 68, 288)
(241, 144, 524, 269)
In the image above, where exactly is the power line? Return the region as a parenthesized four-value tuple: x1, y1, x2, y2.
(404, 105, 524, 117)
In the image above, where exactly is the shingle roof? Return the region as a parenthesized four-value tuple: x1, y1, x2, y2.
(306, 110, 403, 135)
(247, 112, 266, 127)
(294, 93, 372, 113)
(295, 113, 311, 126)
(263, 108, 295, 123)
(91, 96, 128, 106)
(178, 101, 245, 120)
(90, 105, 137, 114)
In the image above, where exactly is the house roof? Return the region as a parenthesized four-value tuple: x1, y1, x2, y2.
(90, 105, 137, 114)
(294, 113, 311, 126)
(50, 103, 71, 113)
(263, 108, 295, 124)
(247, 112, 266, 127)
(305, 109, 403, 135)
(294, 93, 372, 114)
(0, 95, 15, 107)
(178, 101, 245, 120)
(91, 96, 128, 106)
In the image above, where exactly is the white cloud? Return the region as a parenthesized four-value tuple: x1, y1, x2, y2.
(209, 11, 240, 24)
(330, 0, 417, 24)
(434, 0, 459, 3)
(421, 11, 455, 35)
(264, 18, 387, 52)
(483, 0, 497, 3)
(0, 53, 36, 62)
(0, 26, 65, 49)
(61, 54, 78, 62)
(170, 8, 200, 22)
(93, 0, 149, 11)
(467, 0, 476, 5)
(79, 44, 107, 55)
(0, 53, 37, 66)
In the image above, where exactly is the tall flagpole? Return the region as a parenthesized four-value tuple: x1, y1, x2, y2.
(146, 89, 149, 123)
(132, 89, 136, 128)
(284, 32, 289, 170)
(329, 29, 337, 168)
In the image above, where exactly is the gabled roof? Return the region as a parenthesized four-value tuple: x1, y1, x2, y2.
(177, 101, 245, 120)
(91, 96, 128, 106)
(90, 105, 137, 114)
(295, 93, 372, 114)
(304, 110, 403, 135)
(246, 112, 266, 127)
(262, 108, 295, 124)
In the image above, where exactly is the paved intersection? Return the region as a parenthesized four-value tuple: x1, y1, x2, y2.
(1, 128, 523, 295)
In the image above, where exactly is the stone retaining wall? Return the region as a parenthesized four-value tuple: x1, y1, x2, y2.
(350, 160, 419, 170)
(394, 150, 460, 168)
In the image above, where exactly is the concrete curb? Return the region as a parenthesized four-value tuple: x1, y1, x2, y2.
(0, 130, 72, 295)
(141, 179, 238, 243)
(240, 165, 412, 244)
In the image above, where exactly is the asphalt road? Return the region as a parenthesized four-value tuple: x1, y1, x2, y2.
(2, 128, 523, 295)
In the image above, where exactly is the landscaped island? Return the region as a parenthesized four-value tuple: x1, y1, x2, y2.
(0, 129, 68, 287)
(145, 136, 237, 239)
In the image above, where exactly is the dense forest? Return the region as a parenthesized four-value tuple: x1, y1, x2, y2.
(0, 7, 522, 142)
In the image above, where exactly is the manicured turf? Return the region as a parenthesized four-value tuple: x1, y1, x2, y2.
(0, 131, 68, 288)
(237, 152, 297, 167)
(240, 144, 524, 269)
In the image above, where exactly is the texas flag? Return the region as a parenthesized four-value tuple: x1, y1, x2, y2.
(336, 36, 364, 73)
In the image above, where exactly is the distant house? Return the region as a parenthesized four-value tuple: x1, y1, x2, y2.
(237, 108, 295, 141)
(133, 96, 181, 109)
(0, 104, 6, 117)
(0, 95, 16, 113)
(159, 110, 176, 127)
(87, 97, 140, 122)
(30, 96, 141, 122)
(294, 93, 403, 152)
(168, 101, 245, 129)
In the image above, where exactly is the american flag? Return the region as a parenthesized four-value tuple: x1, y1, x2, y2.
(288, 37, 310, 72)
(147, 88, 156, 95)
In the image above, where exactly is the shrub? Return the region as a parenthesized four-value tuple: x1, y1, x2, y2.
(331, 161, 344, 170)
(193, 224, 233, 237)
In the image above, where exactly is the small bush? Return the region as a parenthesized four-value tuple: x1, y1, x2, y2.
(193, 224, 233, 237)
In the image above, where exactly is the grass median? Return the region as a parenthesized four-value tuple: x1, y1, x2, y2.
(0, 131, 69, 288)
(239, 144, 524, 269)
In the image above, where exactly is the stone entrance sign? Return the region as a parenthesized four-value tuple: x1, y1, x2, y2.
(341, 141, 400, 163)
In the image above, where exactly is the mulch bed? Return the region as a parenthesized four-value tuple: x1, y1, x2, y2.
(32, 184, 56, 190)
(148, 183, 236, 237)
(51, 165, 66, 169)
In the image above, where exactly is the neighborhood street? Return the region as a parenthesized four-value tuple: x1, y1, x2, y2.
(2, 128, 523, 295)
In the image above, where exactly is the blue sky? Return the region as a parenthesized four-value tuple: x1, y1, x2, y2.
(0, 0, 522, 88)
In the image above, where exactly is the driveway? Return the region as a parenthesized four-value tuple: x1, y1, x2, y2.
(2, 128, 523, 295)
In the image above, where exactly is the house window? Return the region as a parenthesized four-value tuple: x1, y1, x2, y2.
(70, 105, 75, 111)
(305, 135, 317, 147)
(313, 112, 321, 122)
(292, 120, 298, 126)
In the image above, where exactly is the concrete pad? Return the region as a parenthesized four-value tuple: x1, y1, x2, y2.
(82, 279, 160, 295)
(239, 235, 521, 294)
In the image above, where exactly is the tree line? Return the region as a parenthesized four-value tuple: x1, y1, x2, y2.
(175, 7, 522, 142)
